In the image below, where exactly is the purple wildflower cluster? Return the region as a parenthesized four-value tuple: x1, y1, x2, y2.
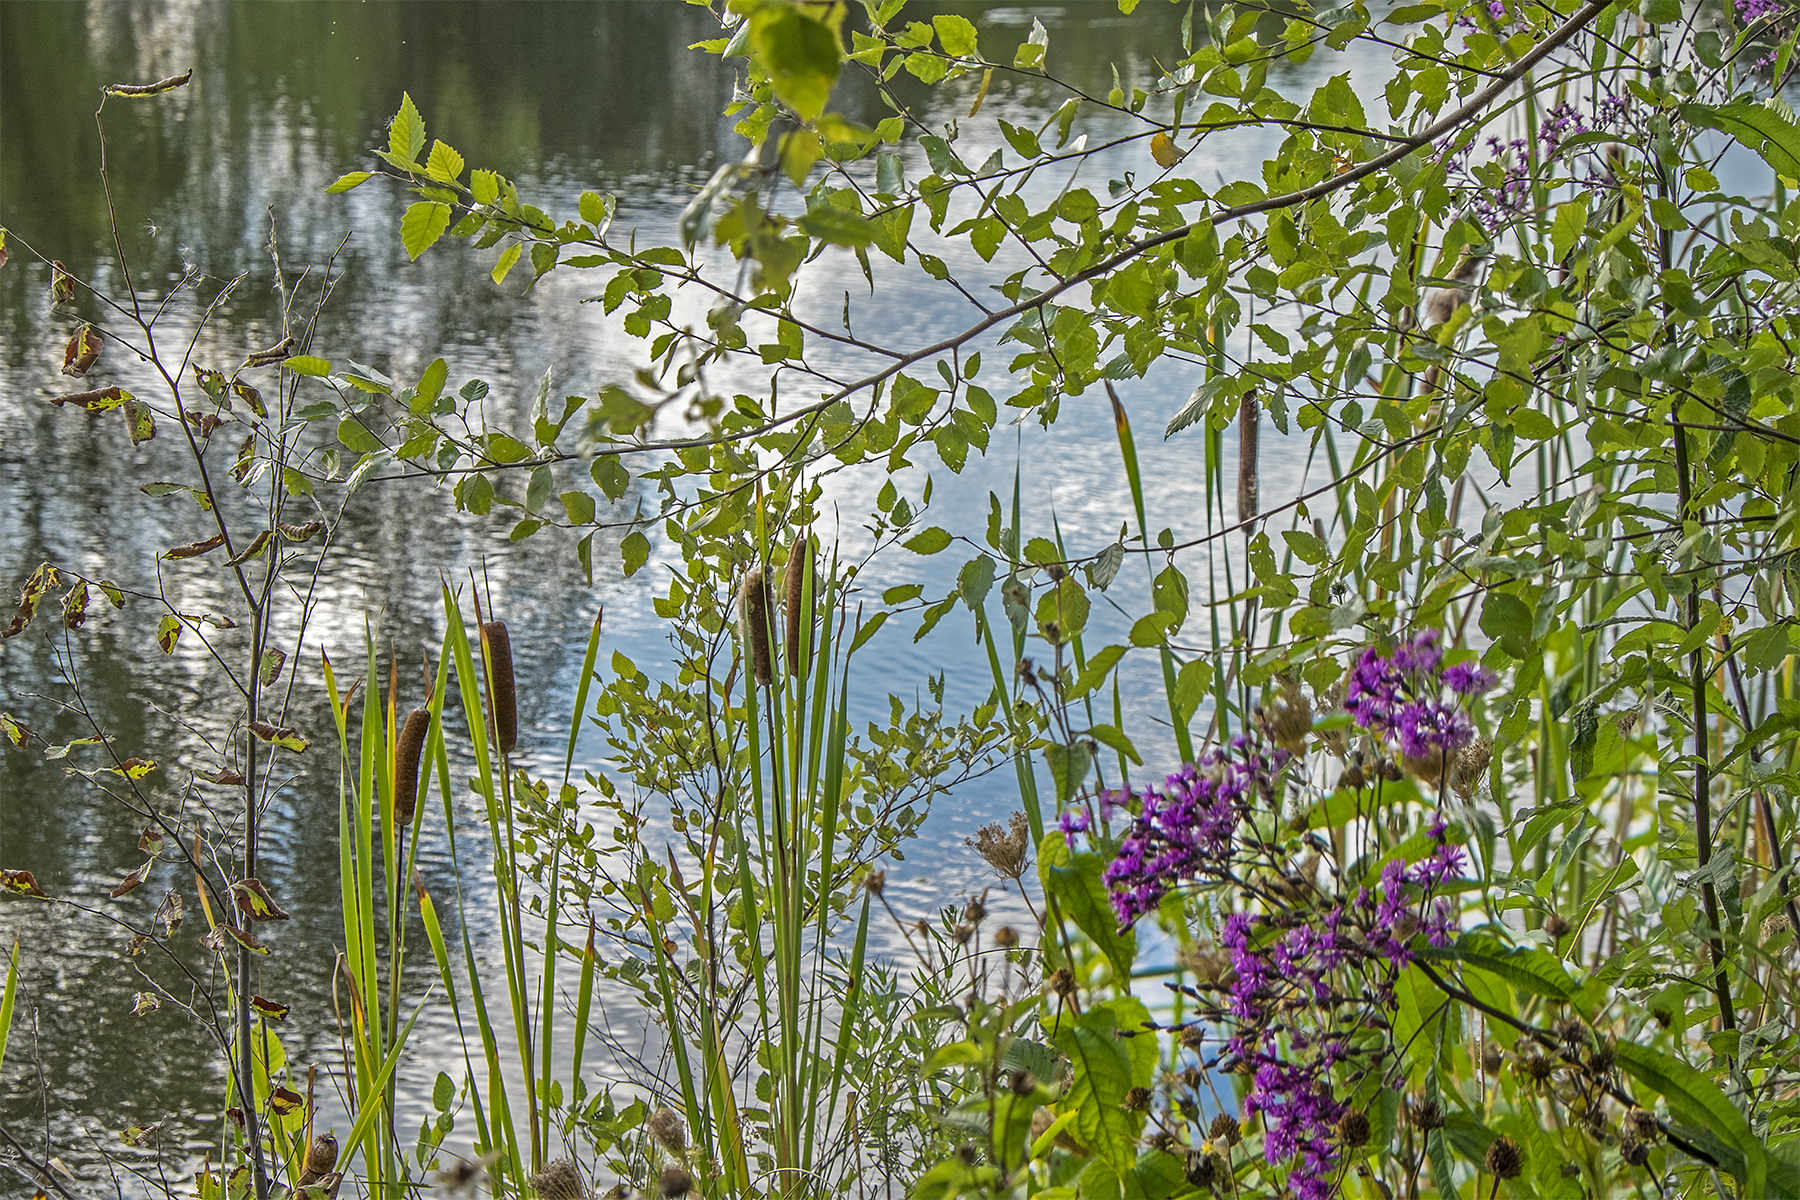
(1346, 629, 1494, 771)
(1097, 739, 1291, 925)
(1441, 96, 1634, 231)
(1739, 0, 1786, 21)
(1066, 634, 1488, 1196)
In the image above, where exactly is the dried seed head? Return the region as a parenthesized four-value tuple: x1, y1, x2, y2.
(1179, 1024, 1206, 1050)
(647, 1107, 687, 1156)
(1339, 754, 1367, 791)
(300, 1133, 338, 1184)
(1148, 1130, 1180, 1153)
(1485, 1135, 1523, 1180)
(1008, 1068, 1036, 1096)
(738, 566, 774, 688)
(1185, 1151, 1227, 1189)
(479, 621, 518, 754)
(782, 534, 814, 678)
(1621, 1134, 1651, 1166)
(1265, 684, 1313, 753)
(658, 1165, 693, 1198)
(1338, 1110, 1371, 1147)
(1625, 1107, 1659, 1143)
(531, 1159, 586, 1200)
(1378, 756, 1404, 782)
(1544, 912, 1571, 938)
(1049, 967, 1076, 998)
(864, 869, 885, 897)
(1521, 1051, 1556, 1085)
(994, 925, 1019, 949)
(1450, 736, 1492, 799)
(1123, 1086, 1152, 1112)
(961, 895, 987, 925)
(394, 706, 431, 826)
(968, 811, 1031, 880)
(1409, 1097, 1444, 1131)
(1208, 1113, 1241, 1145)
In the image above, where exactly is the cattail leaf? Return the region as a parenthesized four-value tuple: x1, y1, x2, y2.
(0, 870, 47, 898)
(231, 878, 291, 922)
(248, 720, 308, 753)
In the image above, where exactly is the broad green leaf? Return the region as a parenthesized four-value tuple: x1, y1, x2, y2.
(402, 201, 452, 260)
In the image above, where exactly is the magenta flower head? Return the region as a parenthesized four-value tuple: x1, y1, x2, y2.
(1345, 632, 1494, 769)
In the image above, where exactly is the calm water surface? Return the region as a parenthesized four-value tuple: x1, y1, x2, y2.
(0, 2, 1371, 1192)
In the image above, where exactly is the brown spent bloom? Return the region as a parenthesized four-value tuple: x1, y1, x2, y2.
(993, 925, 1019, 949)
(658, 1165, 694, 1198)
(1049, 967, 1076, 997)
(968, 811, 1031, 880)
(1485, 1135, 1523, 1180)
(1544, 912, 1571, 938)
(1123, 1086, 1152, 1112)
(1338, 1110, 1371, 1147)
(647, 1107, 687, 1156)
(1409, 1097, 1444, 1131)
(1449, 735, 1492, 799)
(531, 1159, 587, 1200)
(739, 566, 775, 687)
(1208, 1112, 1241, 1145)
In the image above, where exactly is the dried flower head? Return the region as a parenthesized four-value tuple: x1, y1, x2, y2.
(531, 1159, 587, 1200)
(1544, 912, 1571, 938)
(658, 1165, 693, 1198)
(993, 925, 1019, 949)
(1409, 1097, 1444, 1131)
(1009, 1068, 1036, 1096)
(647, 1107, 687, 1156)
(1338, 1109, 1371, 1147)
(968, 811, 1031, 880)
(1049, 967, 1076, 997)
(1449, 735, 1491, 799)
(1208, 1113, 1241, 1145)
(1124, 1086, 1152, 1112)
(1485, 1135, 1523, 1179)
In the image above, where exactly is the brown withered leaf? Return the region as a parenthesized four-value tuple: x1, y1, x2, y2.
(224, 529, 273, 566)
(277, 520, 323, 544)
(243, 336, 294, 368)
(154, 888, 183, 936)
(185, 411, 224, 438)
(125, 932, 151, 956)
(201, 922, 269, 955)
(230, 376, 266, 418)
(248, 720, 307, 753)
(200, 767, 245, 786)
(61, 581, 89, 629)
(230, 877, 291, 921)
(230, 433, 256, 483)
(3, 563, 60, 639)
(52, 385, 130, 411)
(111, 859, 154, 899)
(192, 365, 228, 401)
(123, 397, 155, 444)
(50, 260, 75, 306)
(137, 826, 163, 854)
(250, 994, 289, 1021)
(269, 1087, 304, 1115)
(61, 323, 103, 377)
(164, 533, 226, 561)
(0, 869, 47, 898)
(130, 992, 162, 1017)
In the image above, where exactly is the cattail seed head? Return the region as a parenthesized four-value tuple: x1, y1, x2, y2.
(531, 1160, 586, 1200)
(1237, 392, 1260, 525)
(648, 1107, 687, 1156)
(739, 566, 774, 688)
(1485, 1135, 1523, 1179)
(394, 706, 431, 826)
(782, 534, 814, 679)
(658, 1165, 693, 1198)
(479, 621, 517, 754)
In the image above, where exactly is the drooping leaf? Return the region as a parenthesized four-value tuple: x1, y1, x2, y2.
(0, 870, 47, 899)
(230, 878, 291, 922)
(61, 323, 102, 376)
(111, 859, 154, 899)
(248, 721, 307, 753)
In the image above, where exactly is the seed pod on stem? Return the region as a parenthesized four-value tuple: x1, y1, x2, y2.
(479, 620, 517, 754)
(393, 706, 431, 825)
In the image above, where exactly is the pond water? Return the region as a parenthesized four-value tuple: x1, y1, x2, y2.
(0, 1, 1387, 1192)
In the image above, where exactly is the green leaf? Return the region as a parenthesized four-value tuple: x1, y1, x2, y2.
(904, 526, 952, 554)
(1616, 1042, 1764, 1191)
(1478, 591, 1533, 659)
(750, 7, 842, 121)
(337, 416, 383, 454)
(388, 91, 426, 164)
(932, 14, 979, 56)
(1046, 998, 1150, 1170)
(283, 355, 331, 377)
(324, 171, 373, 194)
(402, 202, 452, 260)
(424, 139, 465, 183)
(1035, 577, 1089, 642)
(1424, 933, 1575, 1002)
(622, 531, 651, 577)
(1681, 101, 1800, 181)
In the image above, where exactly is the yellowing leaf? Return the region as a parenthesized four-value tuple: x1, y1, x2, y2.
(248, 721, 307, 753)
(61, 324, 102, 377)
(1151, 131, 1180, 167)
(230, 878, 291, 922)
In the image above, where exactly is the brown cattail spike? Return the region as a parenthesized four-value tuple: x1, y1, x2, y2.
(1237, 391, 1260, 526)
(782, 534, 814, 678)
(394, 706, 431, 826)
(479, 621, 517, 754)
(740, 566, 774, 688)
